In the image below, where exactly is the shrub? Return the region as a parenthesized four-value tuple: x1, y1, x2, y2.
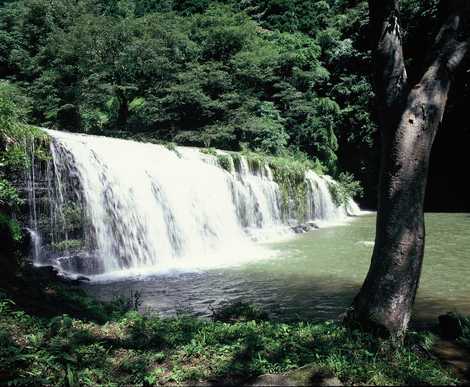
(51, 239, 83, 252)
(0, 179, 23, 210)
(217, 154, 232, 172)
(328, 172, 363, 206)
(210, 301, 269, 323)
(0, 213, 22, 242)
(200, 147, 217, 156)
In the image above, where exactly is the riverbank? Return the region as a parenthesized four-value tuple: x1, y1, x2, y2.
(0, 270, 467, 386)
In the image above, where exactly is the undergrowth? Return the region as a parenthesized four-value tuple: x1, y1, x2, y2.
(0, 288, 460, 386)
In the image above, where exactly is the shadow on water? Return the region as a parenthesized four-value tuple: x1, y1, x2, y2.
(82, 271, 358, 322)
(82, 269, 466, 326)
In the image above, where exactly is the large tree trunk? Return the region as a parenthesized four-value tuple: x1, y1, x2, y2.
(346, 0, 469, 338)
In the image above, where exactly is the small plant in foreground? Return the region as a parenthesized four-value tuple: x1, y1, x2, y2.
(210, 301, 269, 322)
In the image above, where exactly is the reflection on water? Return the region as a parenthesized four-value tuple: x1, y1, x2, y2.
(83, 213, 470, 323)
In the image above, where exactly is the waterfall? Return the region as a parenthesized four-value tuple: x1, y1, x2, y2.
(305, 172, 360, 225)
(31, 130, 360, 279)
(25, 228, 41, 262)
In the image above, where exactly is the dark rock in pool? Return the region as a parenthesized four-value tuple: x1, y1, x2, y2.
(20, 263, 60, 282)
(291, 225, 305, 233)
(306, 221, 320, 229)
(292, 222, 319, 234)
(57, 253, 105, 276)
(59, 274, 91, 285)
(439, 313, 463, 339)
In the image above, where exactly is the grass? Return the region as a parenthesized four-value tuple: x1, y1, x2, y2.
(0, 282, 461, 386)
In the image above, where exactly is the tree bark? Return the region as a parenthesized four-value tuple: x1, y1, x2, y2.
(346, 0, 469, 338)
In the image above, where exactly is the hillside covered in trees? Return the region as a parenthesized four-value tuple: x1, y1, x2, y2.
(1, 0, 468, 209)
(1, 0, 467, 209)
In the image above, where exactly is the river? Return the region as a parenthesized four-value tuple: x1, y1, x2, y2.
(83, 212, 470, 323)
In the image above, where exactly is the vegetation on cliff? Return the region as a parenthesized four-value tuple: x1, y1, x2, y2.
(0, 81, 50, 274)
(0, 0, 468, 208)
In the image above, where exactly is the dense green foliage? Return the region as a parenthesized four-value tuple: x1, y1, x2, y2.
(0, 0, 468, 209)
(0, 0, 378, 179)
(0, 290, 460, 386)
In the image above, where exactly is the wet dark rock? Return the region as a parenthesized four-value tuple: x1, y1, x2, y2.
(22, 263, 60, 282)
(433, 338, 470, 383)
(292, 222, 319, 234)
(307, 221, 320, 229)
(58, 274, 91, 285)
(439, 313, 463, 339)
(57, 253, 104, 276)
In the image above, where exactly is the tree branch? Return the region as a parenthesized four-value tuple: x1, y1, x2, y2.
(422, 2, 470, 81)
(368, 0, 408, 126)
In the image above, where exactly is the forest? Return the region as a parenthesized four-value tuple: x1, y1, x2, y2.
(1, 0, 470, 385)
(0, 0, 469, 208)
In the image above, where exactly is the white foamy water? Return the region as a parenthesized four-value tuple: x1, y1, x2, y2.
(35, 130, 360, 279)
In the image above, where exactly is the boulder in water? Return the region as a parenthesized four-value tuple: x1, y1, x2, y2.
(306, 221, 320, 229)
(291, 225, 305, 233)
(57, 253, 105, 276)
(292, 222, 319, 234)
(439, 313, 463, 339)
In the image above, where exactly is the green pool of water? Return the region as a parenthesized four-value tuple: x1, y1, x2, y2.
(84, 213, 470, 322)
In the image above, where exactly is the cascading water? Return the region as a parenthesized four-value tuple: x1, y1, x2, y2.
(305, 171, 360, 225)
(29, 130, 360, 279)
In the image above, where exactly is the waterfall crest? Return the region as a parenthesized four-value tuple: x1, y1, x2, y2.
(30, 130, 360, 278)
